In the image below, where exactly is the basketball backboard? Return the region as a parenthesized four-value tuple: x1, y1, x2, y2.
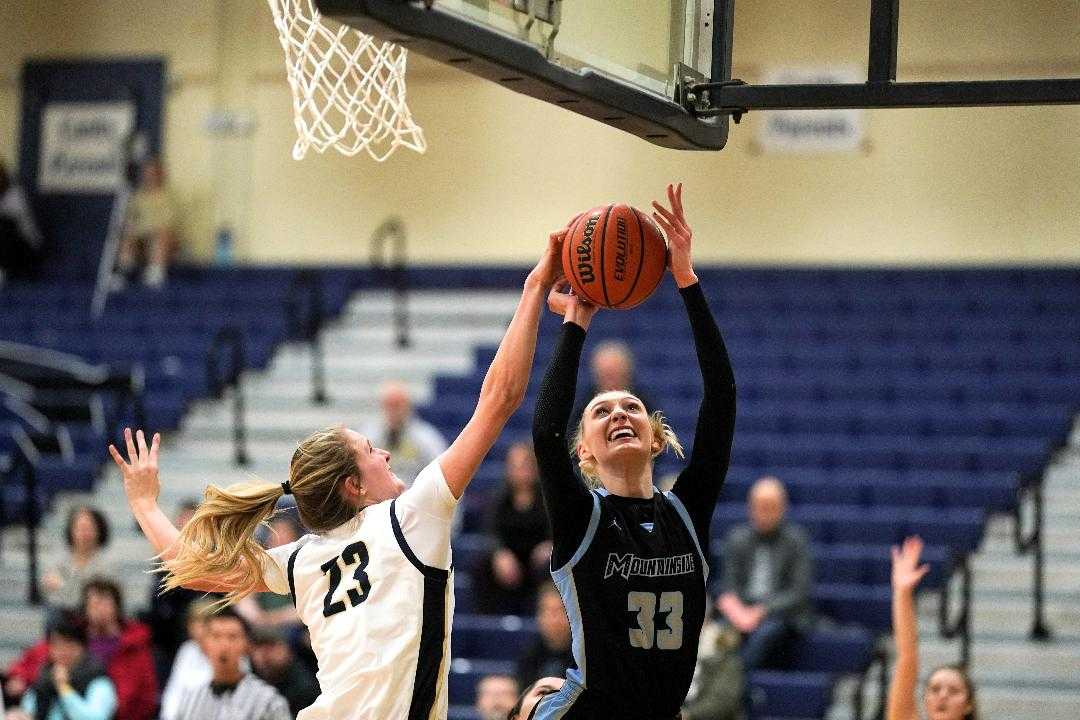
(316, 0, 732, 150)
(317, 0, 1080, 152)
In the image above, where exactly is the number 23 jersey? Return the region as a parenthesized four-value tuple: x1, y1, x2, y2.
(262, 460, 457, 720)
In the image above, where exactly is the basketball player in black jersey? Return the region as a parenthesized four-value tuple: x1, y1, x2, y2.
(530, 183, 735, 719)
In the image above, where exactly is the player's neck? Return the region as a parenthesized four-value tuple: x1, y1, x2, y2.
(598, 460, 653, 498)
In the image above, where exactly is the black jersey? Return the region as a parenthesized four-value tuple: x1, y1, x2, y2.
(532, 282, 736, 720)
(545, 489, 708, 719)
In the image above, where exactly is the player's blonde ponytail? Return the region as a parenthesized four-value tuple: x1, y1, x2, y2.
(161, 481, 283, 606)
(571, 405, 684, 489)
(162, 426, 362, 605)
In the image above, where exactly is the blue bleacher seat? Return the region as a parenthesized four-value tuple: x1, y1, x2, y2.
(749, 671, 833, 718)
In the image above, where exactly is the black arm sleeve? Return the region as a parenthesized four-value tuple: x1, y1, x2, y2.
(671, 282, 737, 551)
(532, 322, 596, 569)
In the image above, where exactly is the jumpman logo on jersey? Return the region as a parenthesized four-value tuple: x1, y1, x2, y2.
(607, 518, 621, 531)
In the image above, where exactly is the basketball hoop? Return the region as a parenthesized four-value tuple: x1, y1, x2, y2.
(266, 0, 426, 161)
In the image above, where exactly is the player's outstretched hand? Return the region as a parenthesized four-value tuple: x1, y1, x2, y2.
(652, 182, 698, 288)
(891, 535, 930, 594)
(109, 428, 162, 512)
(529, 228, 568, 289)
(547, 278, 599, 330)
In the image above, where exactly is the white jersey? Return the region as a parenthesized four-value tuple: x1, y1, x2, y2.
(262, 460, 458, 720)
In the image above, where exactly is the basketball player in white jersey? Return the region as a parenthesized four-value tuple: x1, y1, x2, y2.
(109, 233, 567, 720)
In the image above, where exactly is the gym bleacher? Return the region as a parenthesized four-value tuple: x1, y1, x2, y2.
(1, 265, 1077, 719)
(0, 267, 359, 533)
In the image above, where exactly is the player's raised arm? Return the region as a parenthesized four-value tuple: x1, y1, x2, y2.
(657, 183, 736, 547)
(110, 428, 179, 557)
(437, 232, 565, 499)
(110, 427, 276, 600)
(886, 536, 930, 720)
(531, 279, 600, 565)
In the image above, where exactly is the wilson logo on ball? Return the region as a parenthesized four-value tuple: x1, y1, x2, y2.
(576, 215, 598, 283)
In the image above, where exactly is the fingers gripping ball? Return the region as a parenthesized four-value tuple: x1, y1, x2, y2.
(561, 204, 668, 309)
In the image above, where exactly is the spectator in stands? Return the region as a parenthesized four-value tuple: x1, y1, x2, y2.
(573, 341, 653, 421)
(680, 622, 744, 720)
(5, 613, 116, 720)
(362, 381, 448, 487)
(250, 627, 320, 717)
(159, 599, 217, 720)
(887, 536, 979, 720)
(144, 500, 206, 682)
(715, 476, 813, 673)
(172, 608, 290, 720)
(474, 674, 519, 720)
(0, 158, 43, 285)
(79, 579, 156, 720)
(237, 515, 304, 634)
(41, 506, 117, 616)
(116, 157, 179, 289)
(516, 585, 573, 690)
(474, 441, 552, 615)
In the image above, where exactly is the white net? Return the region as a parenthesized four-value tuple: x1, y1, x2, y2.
(267, 0, 427, 161)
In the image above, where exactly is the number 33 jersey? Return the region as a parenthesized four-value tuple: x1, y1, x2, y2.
(540, 489, 708, 720)
(262, 460, 457, 720)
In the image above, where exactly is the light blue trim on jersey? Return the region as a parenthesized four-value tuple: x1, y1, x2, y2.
(553, 491, 602, 574)
(663, 490, 710, 581)
(551, 491, 601, 690)
(534, 676, 584, 720)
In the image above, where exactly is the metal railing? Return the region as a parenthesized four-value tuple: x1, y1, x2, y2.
(1014, 471, 1052, 641)
(286, 270, 328, 405)
(207, 325, 248, 466)
(90, 184, 132, 320)
(938, 554, 973, 667)
(1, 425, 43, 604)
(370, 217, 411, 348)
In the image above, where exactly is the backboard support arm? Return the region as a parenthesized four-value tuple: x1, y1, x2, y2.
(688, 0, 1080, 116)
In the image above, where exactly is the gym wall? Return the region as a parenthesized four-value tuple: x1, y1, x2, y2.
(2, 0, 1078, 266)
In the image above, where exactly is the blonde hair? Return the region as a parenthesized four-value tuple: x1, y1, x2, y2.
(162, 426, 361, 606)
(571, 399, 685, 489)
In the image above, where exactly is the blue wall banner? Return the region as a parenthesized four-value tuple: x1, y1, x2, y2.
(20, 59, 164, 279)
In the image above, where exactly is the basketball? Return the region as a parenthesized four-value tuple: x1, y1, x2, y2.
(561, 203, 668, 309)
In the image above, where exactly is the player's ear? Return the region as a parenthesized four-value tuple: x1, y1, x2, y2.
(575, 442, 593, 465)
(341, 475, 363, 502)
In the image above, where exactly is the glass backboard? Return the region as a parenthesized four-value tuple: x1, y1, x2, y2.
(317, 0, 732, 150)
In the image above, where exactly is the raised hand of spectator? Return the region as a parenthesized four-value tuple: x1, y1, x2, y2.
(891, 536, 929, 595)
(492, 548, 524, 588)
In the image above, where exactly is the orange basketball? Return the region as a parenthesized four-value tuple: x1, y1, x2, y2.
(561, 203, 668, 309)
